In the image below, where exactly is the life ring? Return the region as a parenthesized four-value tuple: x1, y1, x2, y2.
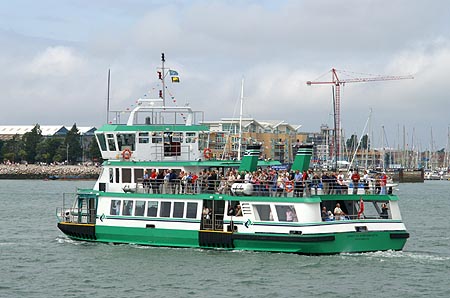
(203, 148, 212, 159)
(285, 181, 294, 193)
(122, 148, 132, 160)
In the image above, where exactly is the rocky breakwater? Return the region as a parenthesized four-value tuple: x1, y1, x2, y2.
(0, 164, 101, 180)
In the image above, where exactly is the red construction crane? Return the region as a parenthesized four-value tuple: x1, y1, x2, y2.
(307, 68, 413, 163)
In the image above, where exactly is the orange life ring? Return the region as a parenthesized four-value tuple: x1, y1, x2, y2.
(122, 148, 132, 160)
(285, 181, 294, 193)
(203, 148, 212, 159)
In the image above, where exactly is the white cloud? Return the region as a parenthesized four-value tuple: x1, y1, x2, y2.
(28, 46, 84, 76)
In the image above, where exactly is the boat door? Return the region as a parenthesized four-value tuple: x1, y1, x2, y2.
(201, 199, 225, 231)
(77, 194, 98, 224)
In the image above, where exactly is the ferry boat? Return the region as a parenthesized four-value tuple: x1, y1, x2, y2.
(56, 60, 409, 254)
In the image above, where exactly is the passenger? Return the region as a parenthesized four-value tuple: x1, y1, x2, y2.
(293, 170, 304, 197)
(143, 170, 150, 193)
(334, 203, 345, 220)
(351, 170, 360, 195)
(235, 204, 243, 216)
(380, 172, 388, 195)
(363, 170, 370, 194)
(380, 203, 389, 219)
(327, 211, 334, 221)
(202, 206, 210, 219)
(286, 208, 294, 222)
(321, 206, 328, 221)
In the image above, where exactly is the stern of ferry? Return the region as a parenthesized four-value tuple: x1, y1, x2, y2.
(56, 192, 98, 241)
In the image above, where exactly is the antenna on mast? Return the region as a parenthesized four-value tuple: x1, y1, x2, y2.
(161, 52, 166, 106)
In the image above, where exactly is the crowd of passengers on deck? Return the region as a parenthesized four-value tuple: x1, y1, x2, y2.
(138, 167, 391, 196)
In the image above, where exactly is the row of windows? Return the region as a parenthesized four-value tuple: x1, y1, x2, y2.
(97, 132, 200, 152)
(110, 199, 198, 219)
(109, 199, 298, 223)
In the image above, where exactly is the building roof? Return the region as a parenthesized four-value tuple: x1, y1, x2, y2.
(0, 125, 96, 140)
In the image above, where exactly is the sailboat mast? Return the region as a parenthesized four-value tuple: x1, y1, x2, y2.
(237, 77, 244, 160)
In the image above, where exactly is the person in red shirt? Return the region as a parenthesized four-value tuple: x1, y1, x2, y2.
(351, 170, 361, 195)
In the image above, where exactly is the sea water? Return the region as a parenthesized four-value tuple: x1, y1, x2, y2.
(0, 179, 449, 298)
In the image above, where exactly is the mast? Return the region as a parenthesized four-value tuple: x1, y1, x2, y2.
(237, 77, 244, 160)
(161, 53, 166, 106)
(106, 69, 111, 123)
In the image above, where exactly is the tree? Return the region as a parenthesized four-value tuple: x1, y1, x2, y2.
(36, 137, 64, 164)
(361, 134, 370, 150)
(64, 124, 82, 164)
(22, 124, 43, 163)
(88, 137, 102, 163)
(346, 134, 358, 153)
(1, 135, 23, 163)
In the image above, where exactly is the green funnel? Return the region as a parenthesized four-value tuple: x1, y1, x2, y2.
(291, 144, 313, 172)
(238, 145, 261, 173)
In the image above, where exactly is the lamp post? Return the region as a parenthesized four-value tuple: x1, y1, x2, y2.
(66, 144, 69, 165)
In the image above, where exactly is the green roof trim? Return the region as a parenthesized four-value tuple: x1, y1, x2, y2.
(103, 160, 281, 168)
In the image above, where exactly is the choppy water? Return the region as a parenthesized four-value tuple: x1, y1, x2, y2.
(1, 179, 449, 297)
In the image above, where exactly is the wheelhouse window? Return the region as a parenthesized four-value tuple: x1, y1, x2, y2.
(173, 202, 184, 218)
(117, 133, 135, 151)
(96, 133, 107, 151)
(160, 201, 171, 217)
(106, 133, 116, 151)
(253, 204, 273, 221)
(275, 205, 298, 222)
(185, 132, 196, 143)
(138, 132, 149, 143)
(110, 200, 121, 215)
(186, 202, 198, 219)
(135, 200, 145, 216)
(152, 132, 163, 143)
(122, 200, 133, 216)
(147, 201, 158, 217)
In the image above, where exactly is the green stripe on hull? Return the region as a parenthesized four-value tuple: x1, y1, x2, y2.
(84, 225, 407, 254)
(95, 225, 199, 248)
(232, 231, 407, 254)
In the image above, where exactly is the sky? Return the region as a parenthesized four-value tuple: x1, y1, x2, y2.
(1, 0, 449, 150)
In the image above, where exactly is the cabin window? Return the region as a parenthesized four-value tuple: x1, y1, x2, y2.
(160, 201, 171, 217)
(173, 202, 184, 218)
(135, 200, 145, 216)
(147, 201, 159, 217)
(186, 202, 198, 219)
(96, 134, 107, 151)
(115, 168, 120, 183)
(107, 134, 116, 151)
(253, 204, 274, 221)
(134, 168, 143, 183)
(275, 205, 298, 222)
(138, 132, 149, 143)
(117, 133, 135, 151)
(122, 168, 132, 183)
(185, 132, 196, 143)
(122, 200, 134, 216)
(152, 132, 163, 143)
(172, 132, 183, 143)
(110, 200, 121, 215)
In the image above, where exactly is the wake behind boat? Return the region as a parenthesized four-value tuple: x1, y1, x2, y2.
(56, 55, 409, 254)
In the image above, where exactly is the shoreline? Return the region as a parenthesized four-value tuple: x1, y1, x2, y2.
(0, 164, 101, 180)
